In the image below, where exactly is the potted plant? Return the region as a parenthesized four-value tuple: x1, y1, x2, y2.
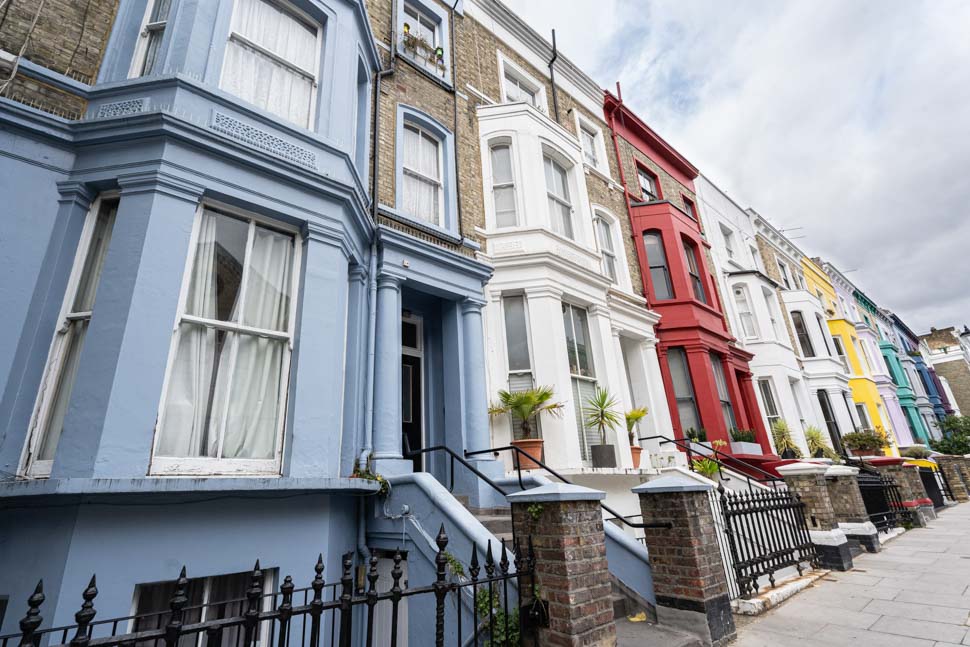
(693, 457, 720, 480)
(583, 387, 621, 468)
(488, 386, 563, 470)
(841, 429, 887, 457)
(684, 427, 712, 455)
(901, 444, 932, 459)
(729, 428, 761, 455)
(625, 406, 648, 469)
(770, 420, 803, 459)
(804, 426, 839, 460)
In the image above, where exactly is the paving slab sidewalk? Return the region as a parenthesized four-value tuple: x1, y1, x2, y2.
(733, 503, 970, 647)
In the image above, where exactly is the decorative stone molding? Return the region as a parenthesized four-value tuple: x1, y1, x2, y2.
(211, 112, 317, 169)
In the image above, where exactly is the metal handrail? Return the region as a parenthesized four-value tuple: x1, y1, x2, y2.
(402, 437, 510, 498)
(639, 434, 786, 491)
(465, 445, 672, 530)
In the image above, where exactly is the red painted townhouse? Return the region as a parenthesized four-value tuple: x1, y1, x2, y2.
(604, 90, 772, 456)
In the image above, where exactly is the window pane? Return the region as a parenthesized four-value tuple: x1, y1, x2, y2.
(643, 233, 666, 265)
(572, 377, 598, 460)
(36, 320, 89, 461)
(503, 296, 531, 371)
(222, 40, 314, 126)
(667, 348, 692, 398)
(231, 0, 317, 71)
(758, 379, 779, 418)
(242, 225, 293, 332)
(186, 211, 249, 323)
(602, 255, 617, 282)
(494, 187, 516, 227)
(403, 173, 440, 224)
(222, 333, 286, 459)
(792, 311, 815, 357)
(562, 304, 577, 374)
(156, 323, 230, 458)
(134, 577, 205, 647)
(596, 218, 614, 253)
(711, 354, 730, 401)
(650, 268, 672, 299)
(490, 145, 512, 184)
(73, 201, 118, 313)
(548, 197, 573, 239)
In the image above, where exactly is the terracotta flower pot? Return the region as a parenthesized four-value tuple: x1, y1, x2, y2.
(511, 438, 545, 470)
(630, 445, 643, 469)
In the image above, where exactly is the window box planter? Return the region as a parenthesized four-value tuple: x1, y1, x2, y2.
(730, 441, 763, 455)
(689, 441, 713, 456)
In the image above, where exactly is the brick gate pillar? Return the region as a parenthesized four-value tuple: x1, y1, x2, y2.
(824, 465, 881, 552)
(935, 456, 969, 502)
(507, 483, 616, 647)
(632, 473, 736, 647)
(776, 463, 853, 571)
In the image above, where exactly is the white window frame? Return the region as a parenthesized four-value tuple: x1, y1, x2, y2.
(497, 52, 548, 114)
(855, 404, 873, 431)
(149, 201, 302, 476)
(574, 113, 608, 175)
(543, 151, 575, 240)
(733, 284, 758, 339)
(20, 194, 118, 478)
(219, 0, 323, 129)
(487, 137, 519, 228)
(502, 294, 539, 440)
(402, 121, 445, 226)
(720, 224, 736, 260)
(777, 260, 792, 290)
(593, 211, 619, 285)
(563, 302, 598, 462)
(758, 378, 781, 428)
(128, 0, 171, 78)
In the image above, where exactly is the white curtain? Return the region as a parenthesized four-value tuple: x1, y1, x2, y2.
(222, 227, 292, 459)
(402, 125, 440, 224)
(222, 0, 317, 127)
(157, 213, 220, 457)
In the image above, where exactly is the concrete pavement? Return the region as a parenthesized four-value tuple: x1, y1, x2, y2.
(733, 503, 970, 646)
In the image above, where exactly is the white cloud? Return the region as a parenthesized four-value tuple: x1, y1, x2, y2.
(503, 0, 970, 332)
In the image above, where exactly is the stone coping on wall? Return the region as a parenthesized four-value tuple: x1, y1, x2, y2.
(0, 476, 380, 504)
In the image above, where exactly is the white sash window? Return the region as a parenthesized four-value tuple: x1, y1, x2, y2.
(562, 303, 597, 460)
(152, 206, 299, 475)
(22, 197, 118, 477)
(544, 155, 573, 239)
(490, 143, 517, 228)
(594, 216, 617, 283)
(130, 0, 172, 77)
(402, 123, 443, 226)
(221, 0, 321, 128)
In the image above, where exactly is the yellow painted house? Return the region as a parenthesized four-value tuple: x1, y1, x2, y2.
(802, 258, 896, 456)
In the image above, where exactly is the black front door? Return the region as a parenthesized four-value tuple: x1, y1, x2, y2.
(402, 354, 422, 471)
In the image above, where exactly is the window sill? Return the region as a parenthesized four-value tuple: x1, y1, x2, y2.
(378, 203, 461, 244)
(396, 48, 454, 90)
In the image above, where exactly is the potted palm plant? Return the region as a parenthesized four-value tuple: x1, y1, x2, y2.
(625, 406, 648, 469)
(770, 420, 802, 459)
(805, 426, 839, 460)
(583, 387, 621, 468)
(488, 386, 563, 470)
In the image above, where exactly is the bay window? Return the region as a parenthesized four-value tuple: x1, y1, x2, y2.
(22, 197, 118, 477)
(733, 285, 758, 338)
(594, 215, 617, 283)
(791, 311, 815, 358)
(544, 155, 574, 239)
(402, 122, 443, 226)
(503, 295, 537, 439)
(562, 303, 597, 460)
(220, 0, 321, 128)
(683, 240, 707, 304)
(667, 348, 701, 435)
(643, 231, 673, 300)
(711, 353, 738, 432)
(153, 207, 299, 474)
(489, 142, 517, 227)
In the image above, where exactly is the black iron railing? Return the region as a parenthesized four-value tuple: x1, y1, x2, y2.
(933, 464, 956, 503)
(856, 471, 905, 532)
(639, 435, 786, 492)
(717, 485, 818, 599)
(1, 527, 536, 647)
(465, 445, 672, 532)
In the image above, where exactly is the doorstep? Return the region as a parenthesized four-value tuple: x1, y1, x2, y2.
(732, 569, 831, 615)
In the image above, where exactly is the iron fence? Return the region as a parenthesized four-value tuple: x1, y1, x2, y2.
(1, 527, 536, 647)
(856, 471, 904, 532)
(718, 485, 818, 599)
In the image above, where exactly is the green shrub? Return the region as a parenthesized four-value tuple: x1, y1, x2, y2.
(901, 445, 932, 459)
(685, 428, 708, 443)
(730, 428, 757, 443)
(841, 429, 887, 452)
(930, 415, 970, 455)
(770, 420, 802, 458)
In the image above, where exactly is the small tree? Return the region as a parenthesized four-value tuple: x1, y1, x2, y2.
(488, 386, 564, 439)
(930, 415, 970, 455)
(625, 406, 648, 445)
(583, 387, 622, 446)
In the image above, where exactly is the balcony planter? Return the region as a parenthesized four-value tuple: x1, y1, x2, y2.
(689, 441, 713, 456)
(730, 441, 763, 455)
(591, 444, 617, 468)
(630, 445, 643, 469)
(511, 438, 545, 470)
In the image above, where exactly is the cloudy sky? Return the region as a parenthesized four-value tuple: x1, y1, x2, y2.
(504, 0, 970, 334)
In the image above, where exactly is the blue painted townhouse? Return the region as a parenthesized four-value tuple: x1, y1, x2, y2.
(0, 0, 501, 640)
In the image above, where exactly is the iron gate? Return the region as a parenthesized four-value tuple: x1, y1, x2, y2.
(856, 471, 904, 531)
(918, 467, 949, 508)
(0, 526, 536, 647)
(718, 486, 818, 599)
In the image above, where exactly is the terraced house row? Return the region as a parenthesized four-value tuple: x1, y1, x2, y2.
(1, 0, 968, 644)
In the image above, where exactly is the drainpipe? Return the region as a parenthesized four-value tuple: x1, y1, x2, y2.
(450, 0, 463, 239)
(548, 29, 560, 123)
